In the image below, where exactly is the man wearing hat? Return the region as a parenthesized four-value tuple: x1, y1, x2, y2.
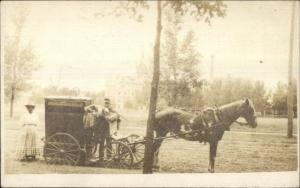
(17, 102, 40, 161)
(84, 98, 121, 162)
(102, 98, 121, 133)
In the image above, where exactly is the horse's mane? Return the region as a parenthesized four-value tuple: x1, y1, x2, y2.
(219, 100, 244, 110)
(218, 99, 256, 118)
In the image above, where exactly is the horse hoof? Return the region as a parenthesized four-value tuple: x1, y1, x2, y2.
(152, 168, 160, 172)
(152, 165, 160, 172)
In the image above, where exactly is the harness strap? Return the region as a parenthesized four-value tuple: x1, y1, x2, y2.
(215, 108, 222, 122)
(201, 113, 209, 128)
(214, 109, 220, 122)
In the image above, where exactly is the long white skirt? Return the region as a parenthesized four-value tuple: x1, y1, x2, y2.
(16, 125, 41, 159)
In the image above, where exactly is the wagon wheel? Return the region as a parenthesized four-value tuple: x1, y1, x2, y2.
(126, 134, 145, 166)
(44, 133, 81, 166)
(129, 142, 145, 166)
(102, 141, 133, 169)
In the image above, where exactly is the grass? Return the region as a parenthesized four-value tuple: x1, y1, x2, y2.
(3, 111, 298, 174)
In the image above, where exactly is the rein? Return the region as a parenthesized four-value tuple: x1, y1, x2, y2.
(154, 129, 202, 142)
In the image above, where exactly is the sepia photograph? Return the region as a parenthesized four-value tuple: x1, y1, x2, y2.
(1, 0, 299, 187)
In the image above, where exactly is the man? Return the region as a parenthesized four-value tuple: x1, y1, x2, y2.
(84, 98, 121, 162)
(83, 106, 97, 160)
(102, 98, 121, 136)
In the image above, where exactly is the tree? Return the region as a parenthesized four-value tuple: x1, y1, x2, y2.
(160, 10, 202, 107)
(203, 77, 269, 115)
(144, 0, 162, 174)
(108, 0, 226, 173)
(273, 82, 288, 115)
(4, 7, 39, 117)
(29, 86, 83, 105)
(272, 80, 297, 117)
(135, 61, 152, 111)
(159, 9, 182, 106)
(287, 0, 296, 138)
(251, 80, 267, 114)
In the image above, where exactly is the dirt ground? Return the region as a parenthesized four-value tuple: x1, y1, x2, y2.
(3, 112, 298, 174)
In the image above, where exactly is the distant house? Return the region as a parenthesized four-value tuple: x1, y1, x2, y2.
(105, 57, 150, 110)
(105, 76, 138, 110)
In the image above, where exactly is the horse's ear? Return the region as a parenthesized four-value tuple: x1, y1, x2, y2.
(245, 98, 249, 106)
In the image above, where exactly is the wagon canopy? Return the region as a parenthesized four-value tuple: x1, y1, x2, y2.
(44, 96, 92, 146)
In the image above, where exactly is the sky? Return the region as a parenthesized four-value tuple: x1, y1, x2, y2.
(1, 1, 299, 92)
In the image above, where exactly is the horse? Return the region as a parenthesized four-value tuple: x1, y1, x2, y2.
(152, 98, 257, 173)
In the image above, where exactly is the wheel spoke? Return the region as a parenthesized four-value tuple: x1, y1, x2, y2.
(44, 133, 81, 166)
(113, 142, 133, 168)
(120, 152, 130, 159)
(105, 159, 115, 168)
(133, 151, 144, 156)
(49, 137, 58, 143)
(59, 158, 64, 165)
(53, 157, 59, 164)
(135, 151, 145, 156)
(134, 144, 144, 149)
(65, 152, 79, 159)
(105, 147, 116, 157)
(65, 149, 80, 153)
(65, 154, 77, 165)
(46, 158, 54, 164)
(62, 158, 69, 165)
(119, 159, 130, 168)
(44, 151, 61, 156)
(133, 153, 142, 160)
(47, 142, 60, 150)
(45, 147, 59, 152)
(119, 149, 128, 155)
(119, 161, 127, 168)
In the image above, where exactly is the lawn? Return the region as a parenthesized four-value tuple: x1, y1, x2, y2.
(3, 111, 298, 174)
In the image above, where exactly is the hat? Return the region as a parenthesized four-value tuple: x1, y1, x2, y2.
(104, 98, 110, 103)
(25, 102, 35, 108)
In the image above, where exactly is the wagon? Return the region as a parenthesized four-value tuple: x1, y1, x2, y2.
(43, 96, 145, 169)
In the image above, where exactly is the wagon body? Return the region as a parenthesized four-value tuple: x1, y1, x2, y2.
(43, 96, 142, 168)
(45, 96, 92, 147)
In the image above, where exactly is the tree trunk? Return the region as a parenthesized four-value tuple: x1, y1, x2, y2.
(10, 86, 15, 117)
(287, 0, 295, 138)
(143, 0, 162, 174)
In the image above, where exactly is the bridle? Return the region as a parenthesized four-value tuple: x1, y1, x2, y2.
(234, 120, 249, 126)
(215, 107, 250, 128)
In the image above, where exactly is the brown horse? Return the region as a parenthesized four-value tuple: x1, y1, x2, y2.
(152, 98, 257, 173)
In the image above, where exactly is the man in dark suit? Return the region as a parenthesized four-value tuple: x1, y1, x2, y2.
(84, 98, 121, 163)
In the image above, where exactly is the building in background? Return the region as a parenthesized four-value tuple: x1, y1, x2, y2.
(105, 76, 138, 110)
(105, 53, 150, 110)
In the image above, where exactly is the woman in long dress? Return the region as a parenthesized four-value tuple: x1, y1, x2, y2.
(16, 103, 40, 161)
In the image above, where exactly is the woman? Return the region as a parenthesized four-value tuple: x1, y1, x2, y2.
(17, 103, 40, 161)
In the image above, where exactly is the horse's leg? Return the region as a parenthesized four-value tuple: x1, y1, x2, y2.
(152, 130, 167, 171)
(208, 141, 218, 173)
(152, 140, 163, 170)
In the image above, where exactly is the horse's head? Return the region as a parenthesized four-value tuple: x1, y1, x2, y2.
(239, 98, 257, 128)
